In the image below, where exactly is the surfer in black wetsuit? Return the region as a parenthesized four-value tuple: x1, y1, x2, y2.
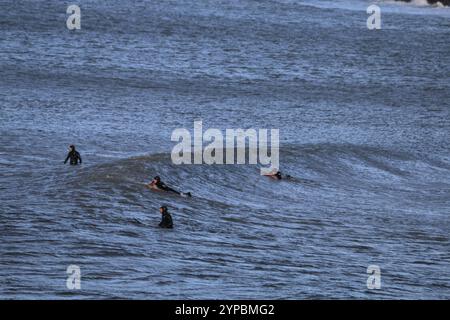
(158, 206, 173, 229)
(64, 145, 82, 165)
(148, 176, 191, 197)
(265, 170, 291, 180)
(150, 176, 179, 193)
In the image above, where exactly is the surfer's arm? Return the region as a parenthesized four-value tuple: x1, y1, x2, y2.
(77, 152, 82, 164)
(64, 153, 70, 164)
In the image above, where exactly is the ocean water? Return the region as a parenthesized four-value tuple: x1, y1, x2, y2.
(0, 0, 449, 299)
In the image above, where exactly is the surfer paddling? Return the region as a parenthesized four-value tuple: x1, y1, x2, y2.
(147, 176, 192, 197)
(264, 169, 291, 180)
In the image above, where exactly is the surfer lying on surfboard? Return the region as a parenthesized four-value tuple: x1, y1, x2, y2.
(264, 170, 291, 180)
(147, 176, 192, 197)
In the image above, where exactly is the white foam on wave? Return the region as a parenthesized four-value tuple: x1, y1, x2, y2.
(412, 0, 447, 7)
(382, 0, 448, 8)
(294, 0, 449, 13)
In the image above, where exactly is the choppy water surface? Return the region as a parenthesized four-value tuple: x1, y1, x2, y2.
(0, 0, 449, 299)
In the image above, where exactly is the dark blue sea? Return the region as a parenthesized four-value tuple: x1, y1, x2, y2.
(0, 0, 449, 299)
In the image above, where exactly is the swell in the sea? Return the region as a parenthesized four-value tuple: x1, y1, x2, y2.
(54, 144, 450, 215)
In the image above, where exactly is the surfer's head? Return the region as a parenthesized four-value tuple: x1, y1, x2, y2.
(275, 171, 282, 179)
(69, 145, 75, 151)
(159, 206, 167, 214)
(153, 176, 161, 182)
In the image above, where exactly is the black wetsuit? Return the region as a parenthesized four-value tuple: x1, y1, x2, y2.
(155, 181, 179, 194)
(64, 150, 82, 165)
(274, 172, 291, 180)
(159, 212, 173, 229)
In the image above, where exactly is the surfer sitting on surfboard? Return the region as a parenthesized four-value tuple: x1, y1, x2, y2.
(147, 176, 192, 197)
(158, 206, 173, 229)
(64, 145, 82, 165)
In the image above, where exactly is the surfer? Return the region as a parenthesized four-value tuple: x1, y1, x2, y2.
(158, 206, 173, 229)
(148, 176, 191, 197)
(264, 170, 291, 180)
(64, 145, 82, 165)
